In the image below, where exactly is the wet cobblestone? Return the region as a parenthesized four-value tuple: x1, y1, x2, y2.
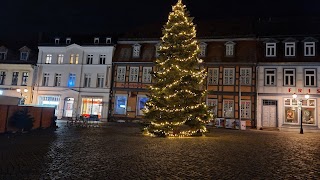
(0, 121, 320, 179)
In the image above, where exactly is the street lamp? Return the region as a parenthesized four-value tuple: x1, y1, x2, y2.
(292, 93, 309, 134)
(16, 88, 28, 105)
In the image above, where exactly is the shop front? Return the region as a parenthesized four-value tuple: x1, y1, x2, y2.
(38, 95, 60, 116)
(81, 97, 103, 118)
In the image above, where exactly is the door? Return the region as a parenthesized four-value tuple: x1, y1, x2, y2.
(262, 100, 277, 127)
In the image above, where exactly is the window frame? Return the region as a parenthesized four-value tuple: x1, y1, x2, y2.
(99, 54, 106, 64)
(0, 52, 7, 60)
(142, 67, 152, 83)
(240, 100, 251, 119)
(114, 94, 128, 115)
(21, 72, 29, 86)
(117, 66, 126, 82)
(132, 44, 141, 58)
(207, 68, 219, 85)
(265, 43, 276, 57)
(285, 42, 295, 57)
(87, 54, 93, 64)
(42, 73, 50, 86)
(20, 52, 29, 60)
(97, 73, 104, 88)
(0, 71, 6, 85)
(223, 99, 234, 118)
(207, 99, 218, 117)
(304, 42, 315, 56)
(240, 68, 252, 85)
(54, 73, 61, 87)
(68, 73, 76, 87)
(84, 73, 91, 87)
(58, 54, 64, 64)
(136, 95, 149, 116)
(304, 68, 316, 87)
(45, 54, 52, 64)
(129, 67, 139, 82)
(199, 42, 207, 57)
(264, 68, 276, 86)
(283, 68, 296, 86)
(223, 68, 235, 85)
(225, 44, 234, 56)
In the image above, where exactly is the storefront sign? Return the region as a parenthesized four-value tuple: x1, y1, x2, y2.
(287, 88, 320, 94)
(119, 83, 146, 89)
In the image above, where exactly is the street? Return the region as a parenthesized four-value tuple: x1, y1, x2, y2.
(1, 120, 320, 179)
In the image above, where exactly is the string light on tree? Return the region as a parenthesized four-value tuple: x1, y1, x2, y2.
(143, 0, 213, 137)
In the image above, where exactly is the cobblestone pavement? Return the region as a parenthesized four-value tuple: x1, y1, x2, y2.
(1, 121, 320, 180)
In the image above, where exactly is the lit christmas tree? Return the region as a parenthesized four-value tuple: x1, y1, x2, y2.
(144, 0, 213, 137)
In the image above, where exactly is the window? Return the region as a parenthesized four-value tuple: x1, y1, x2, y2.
(265, 69, 276, 86)
(304, 42, 315, 56)
(129, 67, 139, 82)
(223, 100, 234, 118)
(223, 68, 234, 85)
(155, 43, 161, 57)
(106, 38, 112, 44)
(225, 42, 235, 56)
(137, 96, 148, 116)
(20, 52, 28, 60)
(11, 72, 19, 85)
(240, 68, 251, 85)
(285, 42, 295, 56)
(266, 43, 276, 57)
(45, 54, 52, 64)
(132, 44, 141, 58)
(284, 69, 295, 86)
(142, 67, 152, 83)
(114, 95, 127, 114)
(70, 54, 74, 64)
(55, 38, 60, 44)
(284, 98, 316, 125)
(99, 54, 106, 64)
(97, 74, 104, 88)
(94, 38, 99, 44)
(54, 73, 61, 87)
(0, 71, 6, 85)
(58, 54, 64, 64)
(68, 73, 76, 87)
(117, 66, 126, 82)
(42, 73, 49, 86)
(199, 42, 207, 57)
(75, 54, 79, 64)
(21, 72, 28, 86)
(240, 100, 251, 119)
(305, 69, 316, 87)
(87, 54, 93, 64)
(207, 68, 219, 85)
(66, 38, 71, 44)
(0, 52, 7, 60)
(84, 73, 91, 87)
(207, 99, 218, 116)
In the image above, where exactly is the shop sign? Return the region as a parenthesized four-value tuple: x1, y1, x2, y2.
(287, 88, 320, 94)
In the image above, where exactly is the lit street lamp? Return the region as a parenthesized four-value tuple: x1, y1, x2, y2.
(292, 93, 310, 134)
(16, 88, 28, 105)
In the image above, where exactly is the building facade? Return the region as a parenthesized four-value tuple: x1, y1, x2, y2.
(256, 36, 320, 131)
(0, 45, 37, 104)
(34, 37, 114, 120)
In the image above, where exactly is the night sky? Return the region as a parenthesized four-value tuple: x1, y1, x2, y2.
(1, 0, 319, 44)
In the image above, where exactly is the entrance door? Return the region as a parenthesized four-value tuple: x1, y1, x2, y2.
(64, 98, 74, 117)
(262, 100, 277, 127)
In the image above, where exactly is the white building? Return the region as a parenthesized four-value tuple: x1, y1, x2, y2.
(33, 37, 114, 120)
(256, 37, 320, 131)
(0, 46, 37, 105)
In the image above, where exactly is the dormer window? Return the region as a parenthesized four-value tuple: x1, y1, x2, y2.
(66, 38, 71, 44)
(106, 38, 112, 44)
(199, 42, 207, 57)
(284, 42, 295, 57)
(266, 43, 276, 57)
(55, 38, 60, 45)
(0, 52, 7, 60)
(304, 42, 315, 56)
(155, 43, 161, 57)
(132, 44, 141, 58)
(225, 41, 235, 57)
(20, 52, 29, 60)
(94, 37, 99, 44)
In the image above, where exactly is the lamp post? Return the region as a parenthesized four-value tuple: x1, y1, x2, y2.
(17, 88, 28, 105)
(292, 93, 309, 134)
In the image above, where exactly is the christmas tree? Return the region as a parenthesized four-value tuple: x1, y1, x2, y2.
(144, 0, 213, 137)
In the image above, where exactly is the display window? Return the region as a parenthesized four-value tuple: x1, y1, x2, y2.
(137, 96, 148, 116)
(81, 98, 102, 118)
(115, 95, 127, 115)
(284, 98, 316, 125)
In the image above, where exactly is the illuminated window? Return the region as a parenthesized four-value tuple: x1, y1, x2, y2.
(129, 67, 139, 82)
(21, 72, 28, 86)
(284, 98, 316, 125)
(142, 67, 152, 83)
(45, 54, 52, 64)
(137, 96, 148, 116)
(68, 73, 76, 87)
(223, 68, 234, 85)
(75, 54, 79, 64)
(66, 38, 71, 44)
(223, 99, 234, 118)
(208, 68, 219, 85)
(117, 66, 126, 82)
(240, 68, 251, 85)
(207, 99, 218, 116)
(70, 54, 74, 64)
(114, 95, 127, 115)
(81, 98, 102, 117)
(94, 38, 99, 44)
(58, 54, 64, 64)
(42, 73, 49, 86)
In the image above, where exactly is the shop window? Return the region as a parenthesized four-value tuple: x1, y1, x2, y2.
(223, 68, 234, 85)
(240, 68, 251, 85)
(284, 98, 316, 125)
(137, 96, 148, 116)
(265, 69, 276, 86)
(115, 95, 127, 115)
(207, 68, 219, 85)
(207, 99, 218, 116)
(223, 99, 234, 118)
(81, 98, 102, 117)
